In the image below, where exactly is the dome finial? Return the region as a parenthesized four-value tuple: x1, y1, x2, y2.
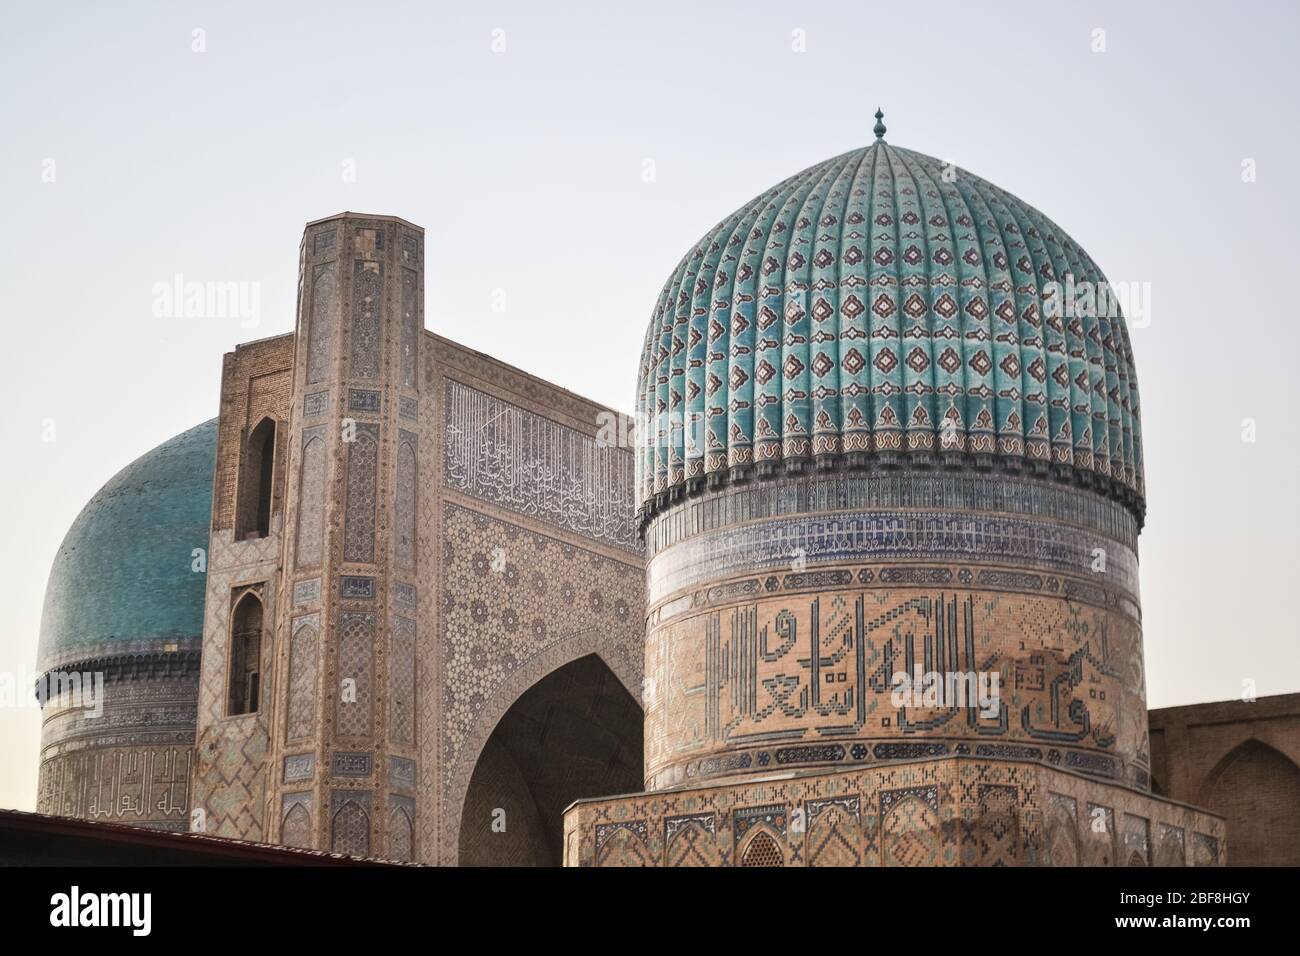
(873, 107, 887, 142)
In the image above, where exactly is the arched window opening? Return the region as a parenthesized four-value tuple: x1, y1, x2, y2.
(228, 591, 264, 716)
(741, 830, 783, 867)
(236, 418, 277, 540)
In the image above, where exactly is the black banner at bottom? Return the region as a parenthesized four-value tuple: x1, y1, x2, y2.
(0, 864, 1285, 941)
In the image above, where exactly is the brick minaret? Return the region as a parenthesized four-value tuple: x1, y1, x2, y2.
(269, 214, 423, 860)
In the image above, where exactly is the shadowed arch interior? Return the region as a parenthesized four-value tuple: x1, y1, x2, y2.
(236, 416, 277, 540)
(227, 590, 263, 716)
(1202, 739, 1300, 866)
(458, 653, 642, 866)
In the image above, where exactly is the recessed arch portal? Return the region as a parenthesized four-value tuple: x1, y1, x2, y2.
(458, 653, 643, 867)
(1201, 739, 1300, 866)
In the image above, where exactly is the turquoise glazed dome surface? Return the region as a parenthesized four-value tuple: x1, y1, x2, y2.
(37, 420, 217, 673)
(636, 135, 1144, 524)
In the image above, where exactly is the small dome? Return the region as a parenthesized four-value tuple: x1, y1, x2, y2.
(637, 138, 1143, 523)
(37, 420, 217, 673)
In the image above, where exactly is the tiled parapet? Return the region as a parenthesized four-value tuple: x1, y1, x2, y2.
(563, 757, 1225, 867)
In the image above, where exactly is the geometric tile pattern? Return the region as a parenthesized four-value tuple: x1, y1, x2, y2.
(330, 789, 371, 857)
(564, 757, 1225, 867)
(336, 612, 373, 738)
(438, 503, 643, 843)
(342, 425, 378, 563)
(395, 432, 417, 570)
(1044, 792, 1080, 866)
(443, 380, 638, 552)
(295, 427, 327, 569)
(637, 140, 1145, 520)
(805, 796, 861, 866)
(389, 616, 416, 746)
(305, 263, 335, 386)
(192, 528, 279, 842)
(286, 616, 319, 742)
(976, 784, 1020, 866)
(350, 260, 382, 380)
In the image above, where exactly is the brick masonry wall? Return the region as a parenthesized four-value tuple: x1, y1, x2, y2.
(563, 757, 1225, 867)
(192, 335, 294, 841)
(1148, 693, 1300, 865)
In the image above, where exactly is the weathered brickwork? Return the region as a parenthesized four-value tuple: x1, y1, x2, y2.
(191, 333, 295, 842)
(211, 336, 295, 533)
(642, 478, 1150, 794)
(1149, 693, 1300, 865)
(563, 758, 1225, 867)
(36, 663, 197, 831)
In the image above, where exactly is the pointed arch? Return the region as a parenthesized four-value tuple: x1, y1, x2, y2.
(331, 800, 370, 857)
(387, 805, 414, 862)
(281, 802, 311, 849)
(235, 416, 277, 540)
(456, 651, 642, 866)
(444, 627, 640, 864)
(739, 829, 784, 867)
(227, 590, 264, 716)
(1201, 739, 1300, 866)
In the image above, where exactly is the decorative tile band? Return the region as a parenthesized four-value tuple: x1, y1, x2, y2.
(646, 507, 1138, 607)
(303, 390, 329, 418)
(442, 379, 638, 552)
(332, 751, 374, 777)
(645, 736, 1140, 792)
(284, 753, 314, 783)
(348, 388, 381, 413)
(292, 578, 320, 606)
(644, 471, 1138, 557)
(341, 575, 375, 600)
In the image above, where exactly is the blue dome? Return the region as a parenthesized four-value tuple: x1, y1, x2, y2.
(37, 420, 217, 673)
(637, 138, 1144, 523)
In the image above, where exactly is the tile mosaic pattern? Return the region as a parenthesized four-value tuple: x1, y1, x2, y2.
(336, 612, 374, 738)
(646, 507, 1138, 607)
(644, 581, 1149, 793)
(286, 616, 319, 741)
(636, 141, 1144, 520)
(342, 424, 379, 563)
(565, 758, 1224, 867)
(306, 262, 336, 385)
(295, 426, 327, 568)
(443, 380, 638, 552)
(438, 503, 644, 844)
(349, 259, 382, 380)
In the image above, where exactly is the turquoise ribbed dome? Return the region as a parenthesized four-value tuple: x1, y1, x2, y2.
(37, 420, 217, 673)
(637, 138, 1144, 523)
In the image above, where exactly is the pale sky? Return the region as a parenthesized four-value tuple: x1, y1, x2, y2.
(1, 0, 1297, 812)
